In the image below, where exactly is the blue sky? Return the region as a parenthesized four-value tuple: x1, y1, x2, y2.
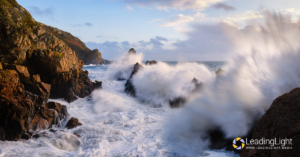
(17, 0, 300, 61)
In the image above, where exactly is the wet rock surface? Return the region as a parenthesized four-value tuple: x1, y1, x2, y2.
(124, 62, 143, 97)
(66, 117, 82, 129)
(241, 88, 300, 157)
(0, 68, 69, 141)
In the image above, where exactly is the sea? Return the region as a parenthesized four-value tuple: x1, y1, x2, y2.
(0, 61, 239, 157)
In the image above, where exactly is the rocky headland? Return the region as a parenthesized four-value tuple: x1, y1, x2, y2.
(0, 0, 101, 140)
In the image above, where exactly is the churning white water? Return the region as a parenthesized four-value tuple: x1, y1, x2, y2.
(0, 63, 236, 157)
(1, 11, 300, 157)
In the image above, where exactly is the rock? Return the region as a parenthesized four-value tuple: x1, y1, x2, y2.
(241, 88, 300, 157)
(0, 70, 24, 97)
(0, 0, 93, 141)
(145, 60, 157, 65)
(74, 133, 80, 138)
(0, 62, 2, 70)
(124, 63, 143, 97)
(31, 74, 41, 83)
(128, 48, 136, 54)
(169, 97, 186, 108)
(0, 94, 69, 140)
(93, 81, 102, 89)
(0, 69, 70, 141)
(15, 65, 30, 79)
(66, 117, 82, 129)
(50, 70, 96, 103)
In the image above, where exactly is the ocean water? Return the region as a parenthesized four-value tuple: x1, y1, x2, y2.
(0, 61, 238, 157)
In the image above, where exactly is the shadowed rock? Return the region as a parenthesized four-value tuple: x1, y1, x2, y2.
(241, 88, 300, 157)
(128, 48, 136, 54)
(66, 117, 82, 129)
(124, 63, 143, 97)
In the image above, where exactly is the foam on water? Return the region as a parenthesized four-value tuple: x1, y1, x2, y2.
(0, 62, 237, 157)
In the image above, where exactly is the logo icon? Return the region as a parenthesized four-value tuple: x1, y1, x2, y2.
(233, 137, 245, 150)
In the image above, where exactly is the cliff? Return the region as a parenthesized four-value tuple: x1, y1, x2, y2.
(41, 24, 110, 65)
(0, 0, 101, 140)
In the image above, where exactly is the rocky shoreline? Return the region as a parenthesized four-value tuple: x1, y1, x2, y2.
(0, 1, 298, 156)
(0, 0, 101, 141)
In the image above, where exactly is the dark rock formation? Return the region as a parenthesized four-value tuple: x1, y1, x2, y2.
(241, 88, 300, 157)
(41, 25, 110, 65)
(169, 97, 186, 108)
(50, 69, 98, 103)
(145, 60, 157, 65)
(66, 117, 82, 129)
(0, 0, 101, 102)
(128, 48, 136, 54)
(124, 63, 143, 97)
(0, 68, 69, 141)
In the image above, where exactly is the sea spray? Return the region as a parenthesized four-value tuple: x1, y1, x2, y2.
(102, 11, 300, 155)
(165, 11, 300, 155)
(105, 52, 144, 80)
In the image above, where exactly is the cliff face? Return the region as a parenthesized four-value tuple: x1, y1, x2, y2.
(0, 0, 101, 102)
(41, 25, 110, 65)
(0, 0, 103, 141)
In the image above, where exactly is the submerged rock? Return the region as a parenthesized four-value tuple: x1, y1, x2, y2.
(241, 88, 300, 157)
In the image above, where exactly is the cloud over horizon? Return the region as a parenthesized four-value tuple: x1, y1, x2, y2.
(85, 23, 235, 61)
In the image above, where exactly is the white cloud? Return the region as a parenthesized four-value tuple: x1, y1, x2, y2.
(160, 12, 205, 27)
(126, 5, 134, 10)
(121, 0, 226, 11)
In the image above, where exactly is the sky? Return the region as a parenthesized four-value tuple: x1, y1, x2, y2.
(17, 0, 300, 61)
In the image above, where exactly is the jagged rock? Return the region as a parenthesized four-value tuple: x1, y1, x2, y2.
(241, 88, 300, 157)
(50, 70, 98, 103)
(0, 69, 69, 141)
(128, 48, 136, 54)
(66, 117, 82, 129)
(31, 74, 41, 83)
(169, 97, 186, 108)
(0, 0, 101, 103)
(124, 63, 143, 97)
(93, 81, 102, 89)
(145, 60, 157, 65)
